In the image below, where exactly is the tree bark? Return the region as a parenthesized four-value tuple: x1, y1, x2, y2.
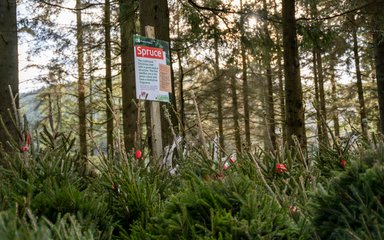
(120, 0, 137, 152)
(76, 0, 88, 165)
(240, 0, 251, 148)
(373, 27, 384, 133)
(0, 0, 19, 151)
(105, 0, 114, 156)
(316, 50, 328, 145)
(352, 20, 368, 138)
(276, 34, 286, 144)
(230, 73, 242, 152)
(282, 0, 306, 148)
(140, 0, 177, 148)
(312, 50, 322, 141)
(213, 20, 225, 149)
(262, 0, 276, 151)
(329, 54, 340, 138)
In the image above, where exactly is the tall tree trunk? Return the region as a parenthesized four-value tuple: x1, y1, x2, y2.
(273, 1, 286, 144)
(0, 0, 18, 151)
(310, 0, 327, 146)
(282, 0, 306, 148)
(262, 0, 276, 151)
(316, 50, 328, 145)
(140, 0, 177, 148)
(276, 33, 286, 143)
(76, 0, 88, 165)
(352, 20, 368, 138)
(105, 0, 114, 156)
(230, 73, 242, 151)
(176, 50, 185, 137)
(213, 19, 225, 149)
(175, 3, 185, 137)
(312, 50, 322, 141)
(373, 28, 384, 133)
(240, 0, 251, 147)
(120, 0, 137, 152)
(87, 37, 94, 156)
(329, 54, 340, 138)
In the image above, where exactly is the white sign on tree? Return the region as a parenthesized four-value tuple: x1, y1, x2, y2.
(134, 35, 171, 102)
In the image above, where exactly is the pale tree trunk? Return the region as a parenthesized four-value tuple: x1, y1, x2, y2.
(282, 0, 306, 148)
(351, 17, 368, 138)
(120, 0, 137, 152)
(76, 0, 88, 166)
(230, 73, 242, 151)
(0, 0, 19, 151)
(276, 33, 286, 143)
(105, 0, 114, 156)
(262, 0, 276, 151)
(273, 1, 286, 144)
(213, 21, 225, 149)
(87, 36, 94, 156)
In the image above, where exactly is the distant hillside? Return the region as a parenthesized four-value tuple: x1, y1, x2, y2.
(20, 89, 43, 129)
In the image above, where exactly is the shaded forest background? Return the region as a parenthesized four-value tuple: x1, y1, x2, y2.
(1, 0, 384, 158)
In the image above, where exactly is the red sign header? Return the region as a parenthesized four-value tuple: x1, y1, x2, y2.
(135, 46, 164, 59)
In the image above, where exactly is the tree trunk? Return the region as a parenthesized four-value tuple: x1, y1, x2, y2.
(352, 21, 368, 138)
(0, 0, 18, 151)
(240, 0, 251, 147)
(276, 34, 286, 144)
(373, 28, 384, 133)
(230, 73, 242, 151)
(140, 0, 177, 148)
(262, 0, 276, 151)
(316, 50, 328, 145)
(105, 0, 114, 156)
(87, 37, 94, 156)
(120, 0, 137, 152)
(329, 54, 340, 138)
(76, 0, 88, 165)
(273, 1, 286, 144)
(282, 0, 306, 148)
(312, 50, 322, 141)
(213, 22, 225, 149)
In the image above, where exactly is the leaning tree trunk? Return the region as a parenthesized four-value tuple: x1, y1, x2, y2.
(76, 0, 88, 167)
(120, 0, 137, 152)
(0, 0, 19, 151)
(282, 0, 306, 148)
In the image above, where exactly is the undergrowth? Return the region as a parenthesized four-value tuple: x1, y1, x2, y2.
(0, 124, 383, 239)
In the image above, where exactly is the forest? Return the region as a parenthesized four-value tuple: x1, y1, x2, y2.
(0, 0, 384, 239)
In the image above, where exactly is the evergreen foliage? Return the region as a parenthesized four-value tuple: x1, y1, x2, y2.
(311, 141, 384, 239)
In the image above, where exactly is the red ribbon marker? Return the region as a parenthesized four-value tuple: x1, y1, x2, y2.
(135, 150, 142, 159)
(276, 163, 288, 173)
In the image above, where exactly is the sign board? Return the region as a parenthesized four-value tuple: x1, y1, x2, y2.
(134, 35, 171, 102)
